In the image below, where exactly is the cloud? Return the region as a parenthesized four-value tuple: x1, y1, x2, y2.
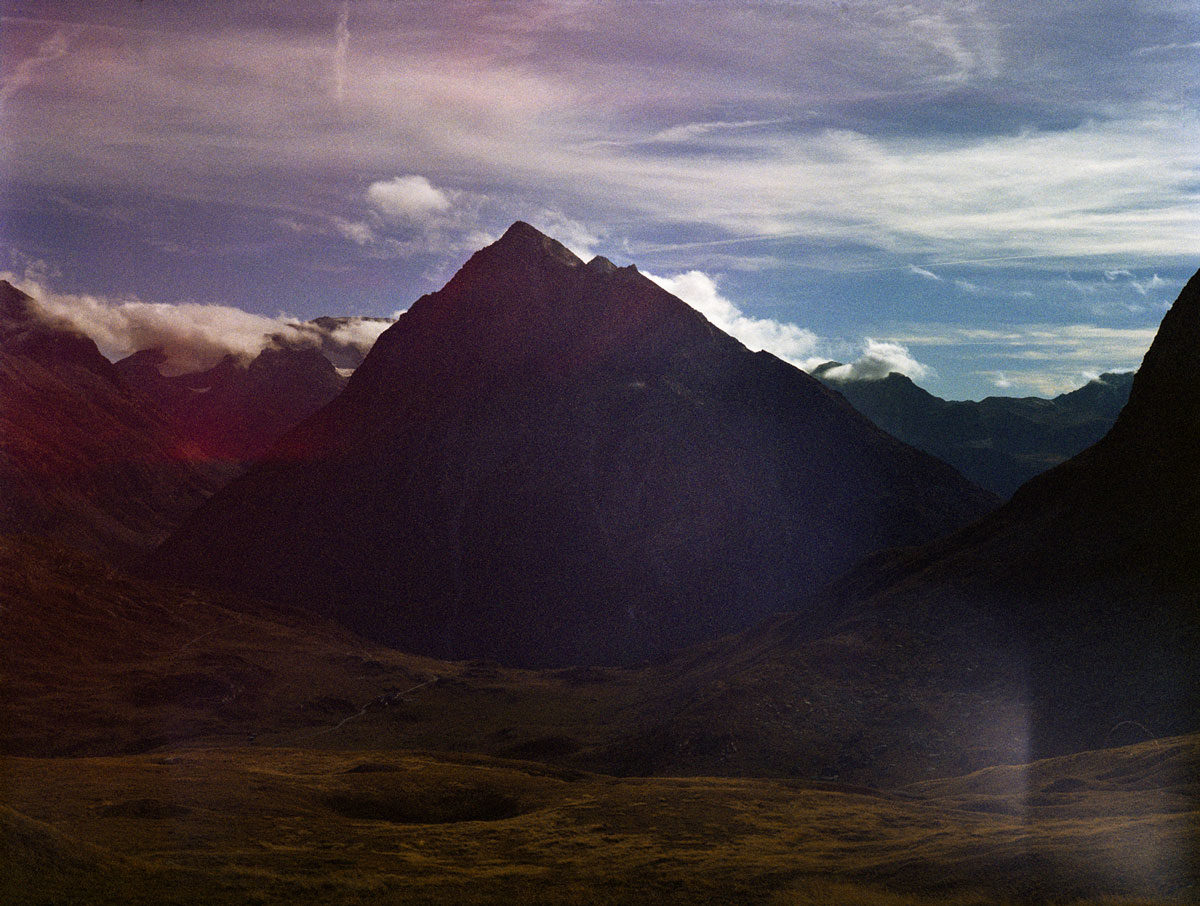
(2, 269, 391, 374)
(894, 323, 1157, 360)
(1131, 273, 1166, 297)
(909, 264, 942, 281)
(365, 175, 452, 222)
(648, 119, 788, 143)
(819, 339, 933, 382)
(328, 174, 489, 259)
(644, 269, 822, 368)
(1132, 41, 1200, 56)
(332, 217, 378, 246)
(333, 2, 350, 102)
(3, 4, 1196, 274)
(0, 25, 82, 110)
(893, 322, 1155, 397)
(530, 211, 602, 260)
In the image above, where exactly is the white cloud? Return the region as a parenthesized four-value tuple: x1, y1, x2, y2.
(2, 269, 389, 374)
(819, 339, 933, 382)
(895, 322, 1153, 397)
(0, 25, 82, 110)
(329, 174, 491, 260)
(894, 323, 1157, 361)
(909, 264, 942, 281)
(333, 2, 350, 102)
(644, 269, 822, 368)
(332, 217, 377, 246)
(320, 317, 392, 355)
(530, 211, 602, 260)
(1132, 273, 1166, 296)
(3, 8, 1195, 272)
(366, 175, 452, 222)
(977, 369, 1119, 397)
(648, 119, 788, 143)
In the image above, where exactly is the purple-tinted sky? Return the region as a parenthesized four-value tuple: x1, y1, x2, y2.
(1, 0, 1197, 397)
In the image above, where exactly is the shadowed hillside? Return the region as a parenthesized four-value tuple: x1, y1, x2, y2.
(0, 281, 227, 561)
(614, 269, 1200, 783)
(153, 223, 996, 667)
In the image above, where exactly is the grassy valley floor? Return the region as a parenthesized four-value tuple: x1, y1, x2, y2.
(2, 736, 1196, 905)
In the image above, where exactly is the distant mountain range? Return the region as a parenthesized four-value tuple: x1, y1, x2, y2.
(0, 280, 366, 560)
(154, 222, 997, 667)
(0, 281, 225, 561)
(614, 268, 1200, 782)
(813, 364, 1134, 497)
(115, 344, 346, 463)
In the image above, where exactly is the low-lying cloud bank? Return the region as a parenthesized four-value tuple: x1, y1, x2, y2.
(2, 271, 393, 374)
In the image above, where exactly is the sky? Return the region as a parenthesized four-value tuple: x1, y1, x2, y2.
(1, 0, 1197, 398)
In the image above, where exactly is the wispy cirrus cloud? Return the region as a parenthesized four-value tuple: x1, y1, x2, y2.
(0, 1, 1195, 398)
(894, 322, 1155, 396)
(0, 23, 82, 110)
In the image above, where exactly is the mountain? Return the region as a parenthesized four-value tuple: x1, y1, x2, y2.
(115, 343, 347, 463)
(812, 364, 1134, 497)
(300, 315, 395, 370)
(615, 269, 1200, 781)
(0, 281, 226, 562)
(154, 222, 996, 667)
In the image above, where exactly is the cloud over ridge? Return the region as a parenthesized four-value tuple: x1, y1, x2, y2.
(3, 270, 392, 375)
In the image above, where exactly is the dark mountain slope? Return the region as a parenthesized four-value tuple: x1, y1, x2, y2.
(617, 270, 1200, 781)
(0, 282, 225, 561)
(155, 222, 995, 667)
(813, 365, 1134, 497)
(115, 344, 346, 463)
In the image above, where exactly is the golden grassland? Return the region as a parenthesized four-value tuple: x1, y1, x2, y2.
(2, 737, 1196, 905)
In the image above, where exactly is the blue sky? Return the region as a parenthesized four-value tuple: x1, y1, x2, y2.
(1, 0, 1197, 397)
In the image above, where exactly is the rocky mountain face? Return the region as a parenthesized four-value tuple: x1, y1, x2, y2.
(155, 222, 996, 667)
(813, 364, 1134, 497)
(0, 282, 226, 562)
(619, 269, 1200, 780)
(115, 343, 347, 463)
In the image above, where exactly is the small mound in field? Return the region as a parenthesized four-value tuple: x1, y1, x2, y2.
(97, 798, 192, 819)
(322, 787, 528, 824)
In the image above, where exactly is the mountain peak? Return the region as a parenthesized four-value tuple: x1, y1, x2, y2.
(489, 220, 583, 268)
(0, 280, 34, 328)
(1114, 268, 1200, 441)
